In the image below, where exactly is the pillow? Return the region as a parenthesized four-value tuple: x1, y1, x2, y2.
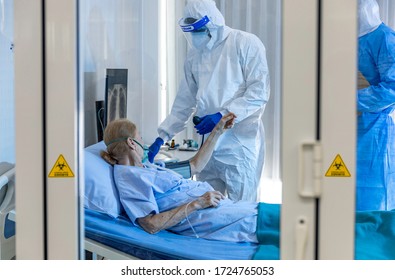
(84, 141, 123, 218)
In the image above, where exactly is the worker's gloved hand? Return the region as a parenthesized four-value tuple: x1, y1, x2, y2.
(148, 137, 164, 163)
(194, 112, 222, 135)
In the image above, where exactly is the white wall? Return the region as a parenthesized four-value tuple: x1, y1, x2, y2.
(80, 0, 160, 147)
(377, 0, 395, 28)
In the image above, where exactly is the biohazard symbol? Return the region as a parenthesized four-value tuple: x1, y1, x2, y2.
(325, 154, 351, 177)
(48, 154, 75, 178)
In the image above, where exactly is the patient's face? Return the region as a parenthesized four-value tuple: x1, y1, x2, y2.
(134, 130, 144, 145)
(133, 130, 145, 157)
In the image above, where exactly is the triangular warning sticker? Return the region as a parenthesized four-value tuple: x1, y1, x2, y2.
(325, 154, 351, 177)
(48, 154, 75, 178)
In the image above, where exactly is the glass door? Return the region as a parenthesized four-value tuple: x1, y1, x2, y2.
(79, 0, 283, 260)
(79, 0, 162, 259)
(354, 0, 395, 260)
(0, 0, 15, 260)
(14, 0, 81, 259)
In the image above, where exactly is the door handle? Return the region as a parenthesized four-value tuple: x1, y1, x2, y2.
(295, 216, 308, 259)
(299, 142, 322, 198)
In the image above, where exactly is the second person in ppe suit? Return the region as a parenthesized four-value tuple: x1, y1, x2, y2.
(148, 0, 270, 202)
(357, 0, 395, 210)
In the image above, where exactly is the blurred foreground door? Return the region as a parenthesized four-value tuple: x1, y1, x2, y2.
(14, 0, 356, 260)
(281, 0, 356, 259)
(15, 0, 82, 259)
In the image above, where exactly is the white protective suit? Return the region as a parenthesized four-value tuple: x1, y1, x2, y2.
(158, 0, 270, 201)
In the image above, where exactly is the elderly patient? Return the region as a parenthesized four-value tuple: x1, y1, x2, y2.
(101, 113, 259, 243)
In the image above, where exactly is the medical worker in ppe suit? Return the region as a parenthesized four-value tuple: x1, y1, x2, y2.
(357, 0, 395, 211)
(148, 0, 270, 202)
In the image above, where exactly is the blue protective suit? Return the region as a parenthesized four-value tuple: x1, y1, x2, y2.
(114, 163, 258, 243)
(357, 1, 395, 211)
(157, 0, 270, 202)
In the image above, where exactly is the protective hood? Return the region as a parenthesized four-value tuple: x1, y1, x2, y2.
(183, 0, 230, 49)
(358, 0, 382, 37)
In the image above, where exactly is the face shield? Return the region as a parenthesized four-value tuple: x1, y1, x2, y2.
(178, 15, 212, 50)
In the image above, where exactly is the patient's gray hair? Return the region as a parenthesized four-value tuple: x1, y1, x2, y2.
(101, 118, 136, 165)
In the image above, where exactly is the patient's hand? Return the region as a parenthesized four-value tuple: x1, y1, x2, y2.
(137, 191, 225, 234)
(213, 113, 237, 135)
(195, 191, 225, 210)
(189, 112, 237, 176)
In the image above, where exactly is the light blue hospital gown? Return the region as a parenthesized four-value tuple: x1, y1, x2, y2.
(113, 163, 258, 243)
(357, 23, 395, 211)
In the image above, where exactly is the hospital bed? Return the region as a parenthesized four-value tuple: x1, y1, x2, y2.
(83, 141, 274, 260)
(0, 162, 16, 260)
(84, 141, 395, 260)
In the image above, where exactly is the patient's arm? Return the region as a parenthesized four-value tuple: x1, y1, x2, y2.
(189, 113, 236, 175)
(137, 191, 224, 234)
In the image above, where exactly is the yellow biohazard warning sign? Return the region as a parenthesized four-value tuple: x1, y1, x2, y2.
(325, 154, 351, 177)
(48, 154, 75, 178)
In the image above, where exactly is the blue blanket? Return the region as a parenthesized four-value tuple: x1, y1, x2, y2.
(355, 209, 395, 260)
(252, 202, 281, 260)
(253, 203, 395, 260)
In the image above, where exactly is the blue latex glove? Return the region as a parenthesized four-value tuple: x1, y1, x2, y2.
(194, 112, 222, 135)
(148, 137, 164, 163)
